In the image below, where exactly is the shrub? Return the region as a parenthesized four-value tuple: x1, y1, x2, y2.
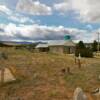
(75, 48, 93, 57)
(75, 41, 93, 58)
(92, 40, 98, 52)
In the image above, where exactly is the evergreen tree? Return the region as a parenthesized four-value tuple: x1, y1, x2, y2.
(92, 40, 98, 52)
(76, 41, 86, 49)
(75, 41, 93, 57)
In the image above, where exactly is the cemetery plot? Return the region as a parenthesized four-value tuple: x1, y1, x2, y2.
(0, 48, 99, 100)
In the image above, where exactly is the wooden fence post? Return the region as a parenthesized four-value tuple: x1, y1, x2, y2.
(78, 53, 81, 69)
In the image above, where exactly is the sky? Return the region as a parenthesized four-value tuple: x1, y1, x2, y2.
(0, 0, 100, 42)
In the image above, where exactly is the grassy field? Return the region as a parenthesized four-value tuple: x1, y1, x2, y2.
(0, 47, 100, 100)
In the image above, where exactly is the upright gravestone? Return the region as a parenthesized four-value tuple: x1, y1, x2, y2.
(0, 68, 16, 84)
(73, 87, 88, 100)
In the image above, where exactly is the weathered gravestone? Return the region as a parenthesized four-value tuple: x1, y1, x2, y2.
(73, 87, 88, 100)
(0, 68, 16, 83)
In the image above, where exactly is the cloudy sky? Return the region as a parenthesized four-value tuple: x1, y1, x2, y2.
(0, 0, 100, 42)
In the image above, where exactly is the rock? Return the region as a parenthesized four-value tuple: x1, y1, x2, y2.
(92, 88, 100, 95)
(73, 87, 88, 100)
(0, 68, 16, 83)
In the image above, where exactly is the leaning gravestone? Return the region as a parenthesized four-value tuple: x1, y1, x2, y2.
(73, 87, 88, 100)
(4, 68, 16, 82)
(0, 68, 16, 83)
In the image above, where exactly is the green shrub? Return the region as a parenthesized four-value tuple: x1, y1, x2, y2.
(92, 40, 98, 52)
(75, 41, 93, 58)
(75, 48, 93, 57)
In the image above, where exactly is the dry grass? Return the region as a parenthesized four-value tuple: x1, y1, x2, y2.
(0, 47, 100, 100)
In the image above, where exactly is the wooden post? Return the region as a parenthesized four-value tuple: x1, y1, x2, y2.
(78, 53, 81, 69)
(78, 59, 81, 69)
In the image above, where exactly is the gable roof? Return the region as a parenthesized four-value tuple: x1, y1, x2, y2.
(35, 43, 48, 48)
(35, 40, 75, 48)
(48, 40, 75, 46)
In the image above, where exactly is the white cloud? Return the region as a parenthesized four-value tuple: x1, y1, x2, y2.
(72, 0, 100, 23)
(0, 5, 12, 15)
(0, 4, 35, 24)
(4, 23, 17, 36)
(0, 23, 96, 42)
(16, 0, 52, 15)
(54, 1, 71, 14)
(8, 14, 34, 24)
(54, 0, 100, 23)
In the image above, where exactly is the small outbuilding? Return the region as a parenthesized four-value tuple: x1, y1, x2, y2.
(48, 40, 75, 54)
(35, 43, 49, 52)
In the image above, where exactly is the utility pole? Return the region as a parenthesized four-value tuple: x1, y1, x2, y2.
(97, 32, 100, 52)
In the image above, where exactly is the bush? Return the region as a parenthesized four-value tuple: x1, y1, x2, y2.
(75, 41, 93, 58)
(75, 48, 93, 58)
(92, 40, 98, 52)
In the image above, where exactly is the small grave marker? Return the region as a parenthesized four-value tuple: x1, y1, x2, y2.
(73, 87, 88, 100)
(0, 68, 16, 84)
(78, 53, 81, 69)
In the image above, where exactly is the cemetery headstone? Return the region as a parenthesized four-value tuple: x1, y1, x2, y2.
(78, 53, 81, 69)
(0, 68, 16, 84)
(73, 87, 88, 100)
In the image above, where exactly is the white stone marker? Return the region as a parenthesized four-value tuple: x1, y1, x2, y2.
(73, 87, 88, 100)
(0, 68, 16, 83)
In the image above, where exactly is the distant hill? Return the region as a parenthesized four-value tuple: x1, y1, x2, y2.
(0, 41, 46, 50)
(0, 41, 35, 47)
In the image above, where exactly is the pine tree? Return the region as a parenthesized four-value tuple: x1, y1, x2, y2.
(75, 41, 93, 57)
(76, 41, 86, 49)
(92, 40, 98, 52)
